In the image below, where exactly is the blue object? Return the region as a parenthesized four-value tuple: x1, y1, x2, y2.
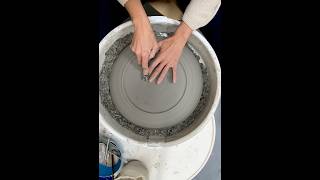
(99, 159, 122, 178)
(99, 176, 113, 180)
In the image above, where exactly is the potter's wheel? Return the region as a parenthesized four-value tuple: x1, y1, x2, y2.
(110, 46, 203, 129)
(100, 16, 221, 179)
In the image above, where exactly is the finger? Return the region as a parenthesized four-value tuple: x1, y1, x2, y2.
(157, 65, 170, 84)
(148, 54, 163, 74)
(135, 51, 141, 65)
(172, 65, 177, 83)
(141, 52, 149, 75)
(158, 40, 164, 48)
(130, 43, 135, 55)
(149, 62, 166, 83)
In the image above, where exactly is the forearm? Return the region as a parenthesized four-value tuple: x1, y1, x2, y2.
(124, 0, 150, 29)
(182, 0, 221, 30)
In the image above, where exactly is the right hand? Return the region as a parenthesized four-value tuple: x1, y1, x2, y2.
(131, 18, 159, 76)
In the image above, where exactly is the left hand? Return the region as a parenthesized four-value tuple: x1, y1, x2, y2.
(148, 22, 192, 84)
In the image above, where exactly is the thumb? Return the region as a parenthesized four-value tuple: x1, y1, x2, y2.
(141, 53, 149, 76)
(158, 40, 164, 48)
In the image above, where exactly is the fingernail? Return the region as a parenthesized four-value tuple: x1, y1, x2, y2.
(149, 77, 154, 82)
(173, 79, 176, 84)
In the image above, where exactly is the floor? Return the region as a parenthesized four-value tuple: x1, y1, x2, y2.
(194, 102, 221, 180)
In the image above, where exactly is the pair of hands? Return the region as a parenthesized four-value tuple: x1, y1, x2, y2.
(130, 18, 192, 84)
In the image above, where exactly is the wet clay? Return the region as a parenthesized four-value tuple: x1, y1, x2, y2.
(99, 32, 210, 137)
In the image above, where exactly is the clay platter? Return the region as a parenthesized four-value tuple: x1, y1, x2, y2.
(110, 45, 203, 129)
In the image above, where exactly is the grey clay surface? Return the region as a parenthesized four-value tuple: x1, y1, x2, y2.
(99, 33, 211, 138)
(110, 44, 203, 129)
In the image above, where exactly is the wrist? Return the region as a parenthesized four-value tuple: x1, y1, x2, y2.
(132, 13, 148, 25)
(174, 21, 192, 43)
(133, 18, 153, 34)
